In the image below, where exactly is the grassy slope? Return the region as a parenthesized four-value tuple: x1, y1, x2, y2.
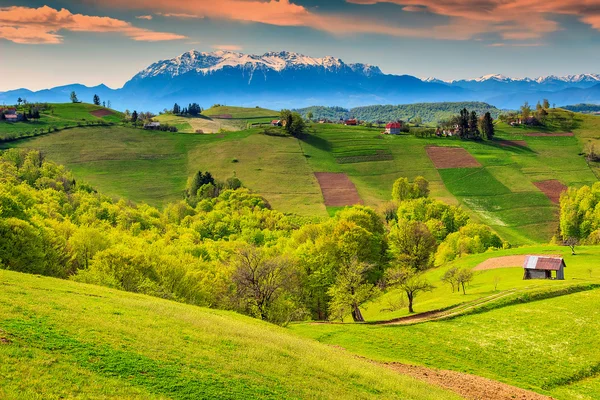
(300, 113, 597, 244)
(361, 244, 600, 322)
(2, 126, 326, 215)
(0, 270, 460, 400)
(2, 107, 597, 242)
(290, 288, 600, 399)
(202, 105, 278, 119)
(0, 103, 123, 141)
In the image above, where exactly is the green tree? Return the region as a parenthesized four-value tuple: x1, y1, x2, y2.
(385, 267, 434, 313)
(327, 259, 379, 322)
(543, 99, 550, 109)
(70, 91, 79, 103)
(521, 102, 531, 120)
(469, 111, 480, 139)
(388, 220, 437, 271)
(231, 246, 298, 322)
(392, 176, 429, 202)
(131, 110, 138, 122)
(93, 94, 100, 106)
(481, 112, 495, 140)
(306, 111, 314, 121)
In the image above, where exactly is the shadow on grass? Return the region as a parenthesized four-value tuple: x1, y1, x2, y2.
(299, 132, 332, 152)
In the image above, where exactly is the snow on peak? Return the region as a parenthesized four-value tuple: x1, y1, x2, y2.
(136, 50, 382, 79)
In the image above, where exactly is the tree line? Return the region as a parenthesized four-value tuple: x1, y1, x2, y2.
(0, 150, 505, 325)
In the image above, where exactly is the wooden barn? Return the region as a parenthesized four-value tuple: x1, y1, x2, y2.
(523, 256, 566, 280)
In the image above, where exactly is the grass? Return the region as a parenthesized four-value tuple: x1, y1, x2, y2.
(0, 103, 123, 142)
(202, 105, 279, 119)
(0, 269, 460, 400)
(359, 244, 600, 322)
(290, 287, 600, 399)
(2, 125, 326, 216)
(2, 107, 597, 243)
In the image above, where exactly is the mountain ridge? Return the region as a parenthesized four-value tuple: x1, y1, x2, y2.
(1, 50, 599, 110)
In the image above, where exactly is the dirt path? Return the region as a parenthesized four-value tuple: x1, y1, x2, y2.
(384, 362, 553, 400)
(375, 290, 520, 325)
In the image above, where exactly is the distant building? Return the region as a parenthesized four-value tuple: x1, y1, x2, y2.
(344, 119, 358, 126)
(385, 122, 403, 134)
(144, 122, 161, 130)
(4, 113, 23, 122)
(271, 120, 282, 127)
(523, 256, 566, 280)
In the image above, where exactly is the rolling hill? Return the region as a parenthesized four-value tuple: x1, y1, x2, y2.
(0, 269, 459, 400)
(3, 104, 598, 244)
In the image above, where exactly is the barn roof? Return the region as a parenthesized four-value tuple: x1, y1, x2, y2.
(523, 256, 565, 271)
(386, 122, 402, 129)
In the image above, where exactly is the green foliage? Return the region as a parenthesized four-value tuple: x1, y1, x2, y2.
(392, 176, 429, 201)
(396, 198, 469, 241)
(435, 223, 504, 264)
(327, 259, 379, 322)
(388, 220, 437, 271)
(295, 102, 501, 124)
(559, 182, 600, 243)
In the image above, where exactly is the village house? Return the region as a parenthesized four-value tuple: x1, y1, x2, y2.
(385, 121, 403, 135)
(344, 119, 358, 126)
(271, 120, 282, 127)
(523, 256, 566, 280)
(3, 112, 24, 122)
(143, 122, 161, 130)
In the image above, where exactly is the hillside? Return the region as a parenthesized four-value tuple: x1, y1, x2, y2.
(295, 102, 502, 124)
(0, 103, 122, 142)
(0, 270, 459, 399)
(3, 107, 598, 244)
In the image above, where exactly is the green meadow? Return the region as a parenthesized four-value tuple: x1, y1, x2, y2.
(0, 103, 123, 141)
(290, 286, 600, 399)
(2, 105, 599, 244)
(0, 269, 460, 400)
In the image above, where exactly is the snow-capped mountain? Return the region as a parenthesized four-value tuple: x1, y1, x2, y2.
(2, 49, 600, 110)
(120, 50, 464, 109)
(135, 50, 383, 80)
(449, 73, 600, 86)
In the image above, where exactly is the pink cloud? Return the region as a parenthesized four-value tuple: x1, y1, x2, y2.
(136, 15, 153, 20)
(347, 0, 600, 40)
(212, 44, 243, 51)
(0, 5, 187, 44)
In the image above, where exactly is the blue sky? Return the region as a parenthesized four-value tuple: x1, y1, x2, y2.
(1, 0, 600, 90)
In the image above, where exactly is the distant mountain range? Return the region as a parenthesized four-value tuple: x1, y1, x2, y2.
(0, 50, 599, 111)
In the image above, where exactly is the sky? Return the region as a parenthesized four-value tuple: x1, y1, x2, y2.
(1, 0, 600, 91)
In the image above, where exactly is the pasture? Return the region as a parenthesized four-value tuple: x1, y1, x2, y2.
(0, 103, 122, 142)
(0, 269, 460, 400)
(2, 106, 598, 244)
(290, 287, 600, 399)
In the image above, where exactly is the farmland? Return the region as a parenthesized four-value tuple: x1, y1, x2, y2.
(0, 269, 460, 400)
(2, 105, 598, 244)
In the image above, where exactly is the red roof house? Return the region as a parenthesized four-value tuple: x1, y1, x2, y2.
(385, 122, 403, 135)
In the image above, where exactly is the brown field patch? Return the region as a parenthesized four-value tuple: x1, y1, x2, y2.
(211, 114, 233, 119)
(524, 132, 573, 137)
(534, 180, 567, 204)
(314, 172, 363, 207)
(426, 146, 482, 169)
(90, 109, 114, 118)
(499, 140, 527, 147)
(474, 254, 562, 271)
(385, 363, 553, 400)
